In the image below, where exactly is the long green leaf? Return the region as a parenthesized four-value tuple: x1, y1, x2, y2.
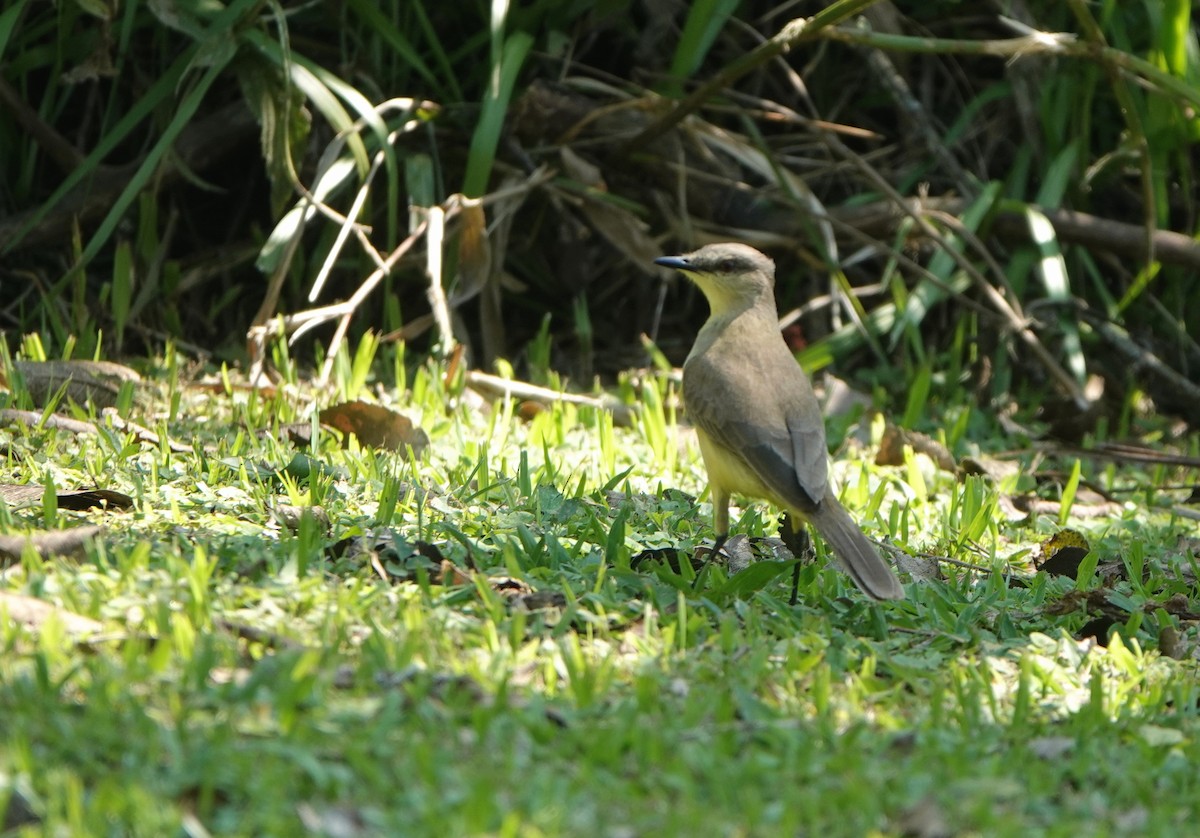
(408, 0, 463, 102)
(244, 30, 371, 174)
(0, 0, 31, 60)
(890, 182, 1002, 346)
(463, 31, 531, 197)
(1034, 142, 1078, 208)
(344, 0, 441, 92)
(75, 3, 251, 271)
(711, 560, 796, 599)
(2, 53, 190, 255)
(665, 0, 740, 96)
(1025, 207, 1085, 386)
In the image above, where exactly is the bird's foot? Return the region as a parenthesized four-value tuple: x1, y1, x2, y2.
(779, 515, 813, 606)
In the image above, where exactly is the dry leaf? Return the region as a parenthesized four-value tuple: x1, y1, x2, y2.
(453, 200, 493, 304)
(959, 454, 1021, 483)
(0, 591, 104, 637)
(0, 525, 102, 564)
(876, 422, 956, 473)
(895, 550, 941, 582)
(0, 483, 132, 511)
(318, 401, 429, 456)
(1158, 625, 1186, 660)
(270, 503, 330, 532)
(559, 146, 605, 188)
(573, 191, 661, 276)
(8, 359, 140, 409)
(1035, 529, 1091, 579)
(721, 533, 755, 575)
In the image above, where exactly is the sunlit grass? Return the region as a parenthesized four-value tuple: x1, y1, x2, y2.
(0, 340, 1197, 833)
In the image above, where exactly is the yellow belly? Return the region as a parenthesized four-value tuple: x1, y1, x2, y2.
(695, 427, 780, 507)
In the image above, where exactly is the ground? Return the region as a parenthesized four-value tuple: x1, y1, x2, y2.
(1, 344, 1198, 836)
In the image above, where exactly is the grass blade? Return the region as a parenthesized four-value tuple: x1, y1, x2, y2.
(665, 0, 740, 96)
(463, 0, 532, 197)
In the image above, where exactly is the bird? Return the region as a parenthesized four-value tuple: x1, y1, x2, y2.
(654, 242, 905, 601)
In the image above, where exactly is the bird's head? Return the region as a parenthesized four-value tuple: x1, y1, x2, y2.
(654, 242, 776, 316)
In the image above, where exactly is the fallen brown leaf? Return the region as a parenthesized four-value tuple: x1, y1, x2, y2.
(0, 525, 102, 564)
(7, 359, 140, 409)
(318, 401, 429, 456)
(0, 483, 132, 511)
(876, 422, 956, 473)
(0, 591, 104, 637)
(1034, 529, 1091, 579)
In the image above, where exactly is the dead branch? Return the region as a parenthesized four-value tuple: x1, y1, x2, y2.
(833, 198, 1200, 271)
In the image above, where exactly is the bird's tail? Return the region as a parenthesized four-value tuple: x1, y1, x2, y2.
(807, 493, 905, 601)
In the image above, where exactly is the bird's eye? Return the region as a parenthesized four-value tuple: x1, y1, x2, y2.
(717, 258, 738, 272)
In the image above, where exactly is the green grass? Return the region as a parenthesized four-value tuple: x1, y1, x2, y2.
(1, 342, 1198, 835)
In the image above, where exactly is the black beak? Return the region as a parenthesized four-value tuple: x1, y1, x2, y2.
(654, 256, 690, 271)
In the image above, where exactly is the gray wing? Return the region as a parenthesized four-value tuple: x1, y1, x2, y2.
(684, 353, 828, 511)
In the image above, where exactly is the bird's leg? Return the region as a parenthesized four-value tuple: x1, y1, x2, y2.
(693, 488, 731, 589)
(780, 513, 813, 606)
(788, 528, 811, 606)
